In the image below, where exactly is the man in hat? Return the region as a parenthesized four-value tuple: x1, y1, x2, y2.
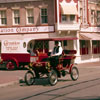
(50, 41, 63, 67)
(51, 41, 63, 56)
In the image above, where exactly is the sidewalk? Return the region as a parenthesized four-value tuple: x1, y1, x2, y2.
(77, 61, 100, 68)
(0, 70, 26, 87)
(0, 61, 100, 88)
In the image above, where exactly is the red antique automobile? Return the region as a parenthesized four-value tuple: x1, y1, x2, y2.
(24, 38, 79, 86)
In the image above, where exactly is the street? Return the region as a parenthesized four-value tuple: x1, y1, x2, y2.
(0, 63, 100, 100)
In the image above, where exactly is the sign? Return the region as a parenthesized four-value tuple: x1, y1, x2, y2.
(81, 27, 100, 32)
(0, 26, 54, 34)
(2, 40, 26, 53)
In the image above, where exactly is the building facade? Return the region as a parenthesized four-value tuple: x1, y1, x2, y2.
(0, 0, 100, 64)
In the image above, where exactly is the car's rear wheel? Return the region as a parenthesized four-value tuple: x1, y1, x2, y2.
(70, 67, 79, 81)
(6, 60, 17, 70)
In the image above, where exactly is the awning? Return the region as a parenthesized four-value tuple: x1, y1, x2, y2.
(79, 33, 100, 40)
(60, 3, 78, 15)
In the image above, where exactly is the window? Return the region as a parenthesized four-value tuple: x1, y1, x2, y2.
(92, 41, 100, 54)
(0, 10, 7, 25)
(61, 15, 75, 23)
(27, 9, 34, 24)
(70, 15, 75, 21)
(97, 11, 100, 26)
(61, 14, 67, 22)
(80, 8, 83, 24)
(80, 40, 89, 55)
(13, 10, 20, 25)
(41, 8, 48, 24)
(91, 10, 95, 24)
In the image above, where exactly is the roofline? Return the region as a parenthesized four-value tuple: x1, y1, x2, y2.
(0, 0, 42, 3)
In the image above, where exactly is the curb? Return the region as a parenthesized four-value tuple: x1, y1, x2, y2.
(0, 80, 18, 88)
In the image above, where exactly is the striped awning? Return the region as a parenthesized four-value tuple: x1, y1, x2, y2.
(79, 33, 100, 40)
(60, 2, 78, 15)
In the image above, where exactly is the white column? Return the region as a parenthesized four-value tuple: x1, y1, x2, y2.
(57, 0, 59, 30)
(89, 40, 92, 54)
(73, 32, 80, 56)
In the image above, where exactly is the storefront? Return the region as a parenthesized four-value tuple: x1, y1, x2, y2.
(74, 32, 100, 63)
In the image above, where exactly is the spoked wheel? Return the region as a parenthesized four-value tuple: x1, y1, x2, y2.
(25, 71, 35, 86)
(6, 60, 17, 70)
(48, 70, 58, 86)
(70, 66, 79, 81)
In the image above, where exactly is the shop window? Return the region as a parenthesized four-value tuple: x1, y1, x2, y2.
(41, 8, 48, 24)
(0, 10, 7, 25)
(92, 40, 100, 54)
(13, 10, 20, 25)
(27, 9, 34, 24)
(80, 40, 89, 55)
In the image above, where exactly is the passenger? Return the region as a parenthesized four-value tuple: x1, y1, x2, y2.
(30, 49, 36, 56)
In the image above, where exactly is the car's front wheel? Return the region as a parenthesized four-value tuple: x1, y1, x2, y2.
(48, 70, 58, 86)
(24, 70, 35, 86)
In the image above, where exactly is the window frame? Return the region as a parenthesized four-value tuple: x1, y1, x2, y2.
(61, 14, 68, 22)
(0, 10, 7, 26)
(26, 8, 34, 25)
(91, 10, 95, 24)
(70, 15, 75, 21)
(80, 8, 83, 24)
(13, 9, 20, 25)
(40, 8, 48, 24)
(61, 14, 76, 23)
(97, 10, 100, 26)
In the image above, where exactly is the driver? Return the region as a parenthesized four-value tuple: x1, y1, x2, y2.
(51, 41, 63, 56)
(50, 41, 63, 67)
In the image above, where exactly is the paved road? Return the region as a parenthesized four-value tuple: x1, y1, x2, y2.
(0, 62, 100, 100)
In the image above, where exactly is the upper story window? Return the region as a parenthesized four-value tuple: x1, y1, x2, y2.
(0, 10, 7, 25)
(61, 15, 67, 22)
(80, 8, 83, 24)
(61, 14, 75, 23)
(97, 11, 100, 26)
(41, 8, 48, 24)
(27, 9, 34, 24)
(13, 10, 20, 25)
(91, 10, 95, 24)
(70, 15, 75, 21)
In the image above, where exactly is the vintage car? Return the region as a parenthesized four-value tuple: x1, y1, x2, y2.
(24, 38, 79, 86)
